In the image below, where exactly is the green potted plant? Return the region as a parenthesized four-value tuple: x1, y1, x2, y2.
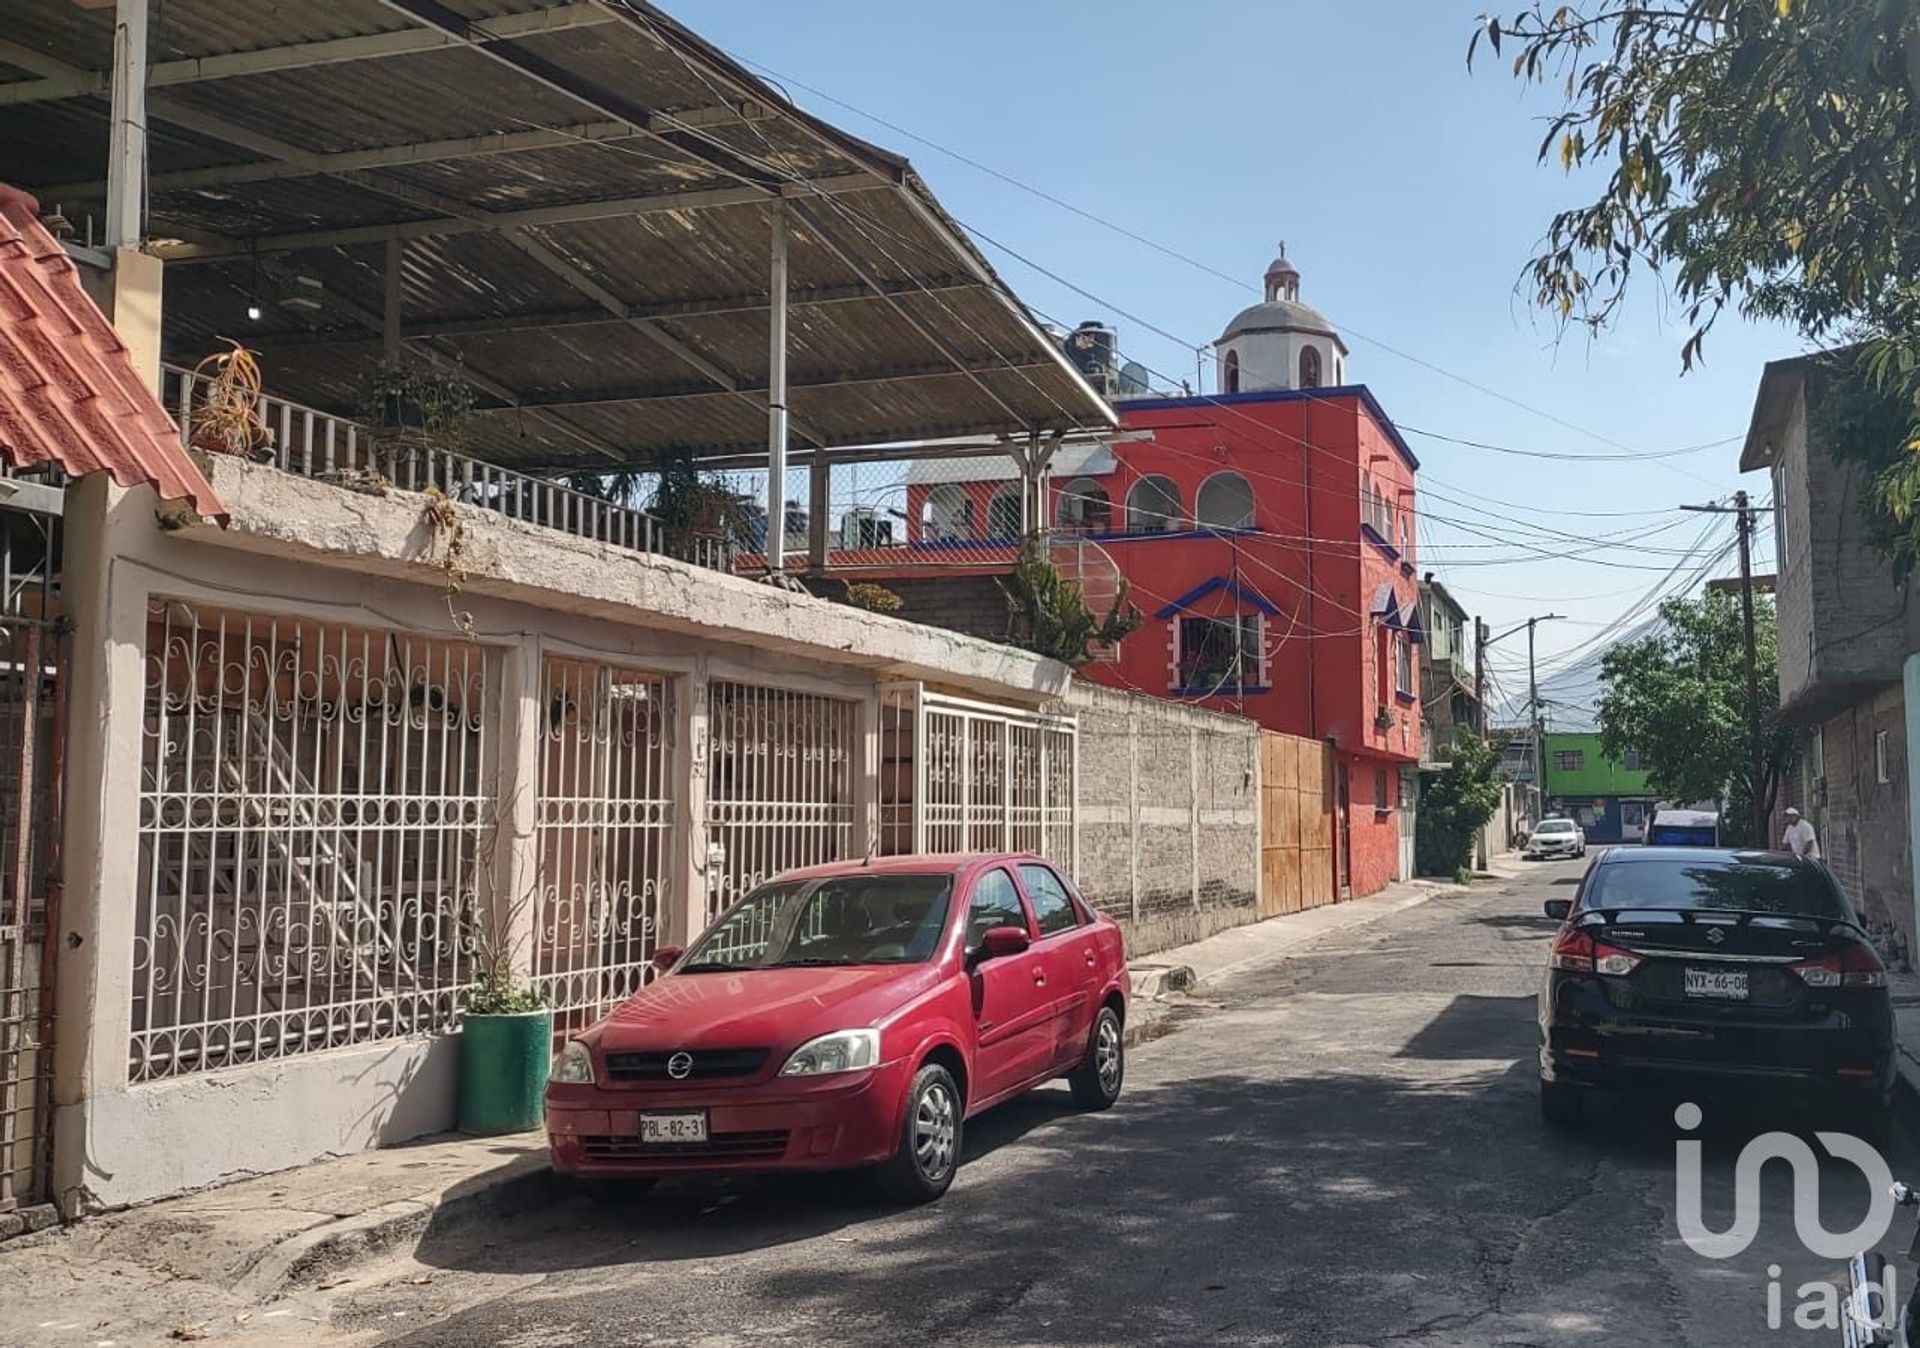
(457, 886, 551, 1136)
(357, 355, 477, 471)
(998, 536, 1142, 666)
(645, 446, 755, 562)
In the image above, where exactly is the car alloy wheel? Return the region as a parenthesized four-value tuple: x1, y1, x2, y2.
(878, 1063, 963, 1203)
(1096, 1015, 1122, 1093)
(913, 1077, 958, 1182)
(1070, 1006, 1125, 1109)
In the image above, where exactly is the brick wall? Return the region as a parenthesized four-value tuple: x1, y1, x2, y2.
(1810, 686, 1913, 970)
(800, 574, 1010, 646)
(1066, 683, 1263, 956)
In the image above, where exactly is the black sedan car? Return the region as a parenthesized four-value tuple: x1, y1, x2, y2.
(1538, 847, 1895, 1139)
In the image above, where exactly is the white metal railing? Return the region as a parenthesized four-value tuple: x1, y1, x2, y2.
(703, 681, 857, 924)
(532, 657, 671, 1030)
(161, 363, 733, 572)
(131, 598, 493, 1081)
(880, 684, 1075, 873)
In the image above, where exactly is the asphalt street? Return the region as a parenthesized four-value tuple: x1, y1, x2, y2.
(337, 860, 1920, 1346)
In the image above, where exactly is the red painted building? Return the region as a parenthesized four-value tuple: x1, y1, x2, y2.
(887, 251, 1425, 896)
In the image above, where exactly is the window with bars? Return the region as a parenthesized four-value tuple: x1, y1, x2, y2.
(132, 600, 493, 1082)
(1176, 615, 1263, 691)
(532, 658, 672, 1032)
(1394, 634, 1413, 697)
(704, 682, 856, 918)
(1552, 749, 1585, 773)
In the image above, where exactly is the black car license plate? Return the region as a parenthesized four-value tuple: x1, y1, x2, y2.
(1684, 967, 1748, 1000)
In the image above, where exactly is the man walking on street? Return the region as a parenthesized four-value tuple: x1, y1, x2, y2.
(1782, 807, 1821, 861)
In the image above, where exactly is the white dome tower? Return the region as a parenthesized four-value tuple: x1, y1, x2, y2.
(1215, 244, 1349, 394)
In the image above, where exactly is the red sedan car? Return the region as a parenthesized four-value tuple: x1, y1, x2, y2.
(546, 852, 1129, 1202)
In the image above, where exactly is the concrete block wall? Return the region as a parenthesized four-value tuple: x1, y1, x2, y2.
(1812, 686, 1913, 969)
(1065, 683, 1261, 956)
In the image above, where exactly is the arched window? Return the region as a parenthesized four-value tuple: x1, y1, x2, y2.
(985, 483, 1023, 540)
(1299, 345, 1323, 389)
(921, 484, 972, 541)
(1223, 349, 1241, 394)
(1056, 478, 1112, 534)
(1125, 475, 1182, 534)
(1195, 471, 1255, 530)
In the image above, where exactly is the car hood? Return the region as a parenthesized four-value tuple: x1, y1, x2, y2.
(587, 964, 940, 1055)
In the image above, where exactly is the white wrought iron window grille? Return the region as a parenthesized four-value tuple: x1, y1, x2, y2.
(879, 684, 1075, 874)
(132, 601, 493, 1082)
(703, 682, 857, 930)
(533, 658, 672, 1032)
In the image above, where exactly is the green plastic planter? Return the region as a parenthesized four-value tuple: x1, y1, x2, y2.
(458, 1008, 554, 1135)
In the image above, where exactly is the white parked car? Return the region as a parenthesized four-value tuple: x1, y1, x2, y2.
(1525, 817, 1587, 860)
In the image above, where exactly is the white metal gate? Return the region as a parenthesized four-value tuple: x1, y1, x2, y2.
(132, 601, 492, 1081)
(880, 685, 1075, 872)
(703, 682, 856, 916)
(532, 658, 671, 1032)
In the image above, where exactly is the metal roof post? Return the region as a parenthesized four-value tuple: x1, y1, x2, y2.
(765, 200, 789, 573)
(104, 0, 150, 249)
(383, 236, 404, 358)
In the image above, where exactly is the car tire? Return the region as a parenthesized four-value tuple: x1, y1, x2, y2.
(1069, 1006, 1125, 1111)
(1540, 1078, 1585, 1130)
(876, 1062, 962, 1204)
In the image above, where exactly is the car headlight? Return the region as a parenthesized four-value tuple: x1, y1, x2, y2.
(551, 1040, 595, 1085)
(779, 1029, 880, 1077)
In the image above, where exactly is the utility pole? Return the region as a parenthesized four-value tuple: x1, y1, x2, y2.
(1735, 490, 1767, 844)
(1528, 617, 1544, 824)
(1482, 614, 1565, 824)
(1474, 618, 1488, 736)
(1682, 494, 1773, 844)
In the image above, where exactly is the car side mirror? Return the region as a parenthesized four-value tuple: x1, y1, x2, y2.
(978, 925, 1031, 960)
(652, 945, 684, 973)
(1543, 899, 1572, 921)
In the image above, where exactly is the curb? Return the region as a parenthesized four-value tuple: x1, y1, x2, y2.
(238, 1152, 561, 1298)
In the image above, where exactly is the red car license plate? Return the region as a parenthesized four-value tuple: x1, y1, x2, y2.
(639, 1111, 708, 1145)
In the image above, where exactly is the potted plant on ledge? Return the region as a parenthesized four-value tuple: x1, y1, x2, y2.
(457, 901, 552, 1137)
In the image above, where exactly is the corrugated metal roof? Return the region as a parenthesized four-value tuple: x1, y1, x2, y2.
(1, 0, 1115, 473)
(0, 185, 225, 520)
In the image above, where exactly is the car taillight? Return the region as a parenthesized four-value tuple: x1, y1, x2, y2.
(1791, 942, 1888, 989)
(1549, 928, 1641, 976)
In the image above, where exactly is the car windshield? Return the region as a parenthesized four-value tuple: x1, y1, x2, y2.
(678, 874, 954, 971)
(1536, 821, 1575, 834)
(1583, 859, 1853, 921)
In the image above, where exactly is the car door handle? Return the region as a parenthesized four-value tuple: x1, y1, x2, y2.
(1032, 967, 1047, 986)
(1084, 952, 1097, 968)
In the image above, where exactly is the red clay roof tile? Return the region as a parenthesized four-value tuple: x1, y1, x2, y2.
(0, 184, 224, 521)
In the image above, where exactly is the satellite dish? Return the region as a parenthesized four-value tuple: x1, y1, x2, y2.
(1118, 361, 1149, 395)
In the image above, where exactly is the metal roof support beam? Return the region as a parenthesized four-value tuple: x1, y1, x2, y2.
(40, 121, 650, 198)
(506, 358, 1051, 408)
(767, 201, 791, 573)
(244, 278, 979, 347)
(251, 254, 626, 465)
(794, 200, 1037, 431)
(374, 0, 812, 195)
(104, 0, 148, 249)
(149, 173, 877, 263)
(0, 3, 619, 106)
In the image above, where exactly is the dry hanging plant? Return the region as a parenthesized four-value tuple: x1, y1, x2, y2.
(421, 485, 474, 636)
(187, 342, 273, 458)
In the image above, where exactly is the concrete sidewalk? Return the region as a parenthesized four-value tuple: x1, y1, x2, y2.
(0, 861, 1513, 1341)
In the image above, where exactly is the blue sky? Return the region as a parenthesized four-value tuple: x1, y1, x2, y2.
(677, 0, 1803, 712)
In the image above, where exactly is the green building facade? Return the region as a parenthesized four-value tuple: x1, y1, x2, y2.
(1541, 731, 1657, 843)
